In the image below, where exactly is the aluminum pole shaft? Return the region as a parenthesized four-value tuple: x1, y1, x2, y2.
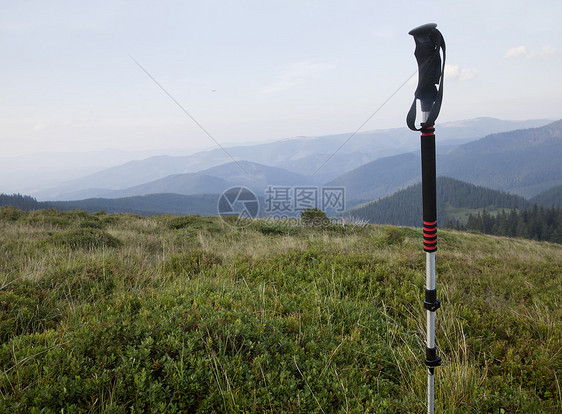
(421, 110, 440, 414)
(427, 251, 436, 414)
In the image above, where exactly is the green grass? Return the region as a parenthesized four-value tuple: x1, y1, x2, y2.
(0, 208, 561, 413)
(443, 203, 506, 225)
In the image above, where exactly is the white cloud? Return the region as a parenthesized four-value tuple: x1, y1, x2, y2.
(444, 64, 460, 79)
(33, 122, 48, 132)
(444, 64, 477, 81)
(260, 61, 332, 94)
(528, 45, 558, 59)
(459, 68, 478, 81)
(504, 45, 558, 59)
(504, 46, 528, 58)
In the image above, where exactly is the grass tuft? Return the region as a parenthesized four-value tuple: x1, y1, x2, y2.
(44, 228, 123, 250)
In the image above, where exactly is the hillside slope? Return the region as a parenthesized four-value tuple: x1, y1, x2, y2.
(199, 160, 314, 194)
(101, 173, 231, 199)
(328, 120, 562, 202)
(0, 210, 560, 412)
(347, 177, 530, 226)
(440, 119, 562, 197)
(328, 152, 420, 203)
(529, 184, 562, 207)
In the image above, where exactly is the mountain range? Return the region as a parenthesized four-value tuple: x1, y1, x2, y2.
(29, 118, 552, 201)
(4, 117, 562, 224)
(330, 119, 562, 202)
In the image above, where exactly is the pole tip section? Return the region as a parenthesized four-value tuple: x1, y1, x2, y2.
(408, 23, 437, 36)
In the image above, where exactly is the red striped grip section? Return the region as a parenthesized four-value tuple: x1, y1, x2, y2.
(423, 220, 437, 252)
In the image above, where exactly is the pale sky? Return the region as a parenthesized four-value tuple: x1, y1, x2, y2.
(1, 0, 561, 156)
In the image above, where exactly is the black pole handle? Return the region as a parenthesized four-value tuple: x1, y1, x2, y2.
(406, 24, 444, 251)
(406, 23, 446, 131)
(421, 127, 437, 252)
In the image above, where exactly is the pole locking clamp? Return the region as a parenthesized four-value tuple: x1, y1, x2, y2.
(424, 289, 441, 312)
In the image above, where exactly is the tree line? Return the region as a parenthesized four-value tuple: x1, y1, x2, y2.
(3, 191, 561, 244)
(350, 177, 530, 227)
(0, 193, 44, 210)
(446, 205, 562, 244)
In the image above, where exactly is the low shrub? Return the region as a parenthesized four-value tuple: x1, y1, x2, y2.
(383, 226, 405, 245)
(0, 280, 63, 343)
(165, 250, 222, 276)
(45, 228, 123, 250)
(0, 212, 559, 412)
(168, 215, 202, 229)
(78, 219, 104, 229)
(251, 220, 300, 236)
(300, 208, 330, 226)
(0, 206, 25, 221)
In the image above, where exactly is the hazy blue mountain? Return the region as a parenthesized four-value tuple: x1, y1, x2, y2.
(100, 161, 312, 199)
(329, 119, 562, 203)
(82, 174, 230, 200)
(203, 118, 551, 176)
(48, 188, 127, 202)
(31, 155, 213, 200)
(439, 120, 562, 197)
(0, 148, 204, 195)
(32, 118, 551, 200)
(48, 161, 312, 201)
(327, 152, 420, 204)
(347, 177, 530, 226)
(199, 161, 313, 195)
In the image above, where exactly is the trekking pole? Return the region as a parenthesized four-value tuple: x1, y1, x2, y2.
(406, 23, 446, 414)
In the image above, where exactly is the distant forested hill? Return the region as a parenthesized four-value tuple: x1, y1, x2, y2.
(530, 185, 562, 207)
(0, 194, 45, 210)
(0, 193, 221, 217)
(48, 193, 222, 216)
(347, 177, 530, 226)
(461, 206, 562, 244)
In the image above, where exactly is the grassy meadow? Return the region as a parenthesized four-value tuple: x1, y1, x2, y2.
(0, 207, 560, 413)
